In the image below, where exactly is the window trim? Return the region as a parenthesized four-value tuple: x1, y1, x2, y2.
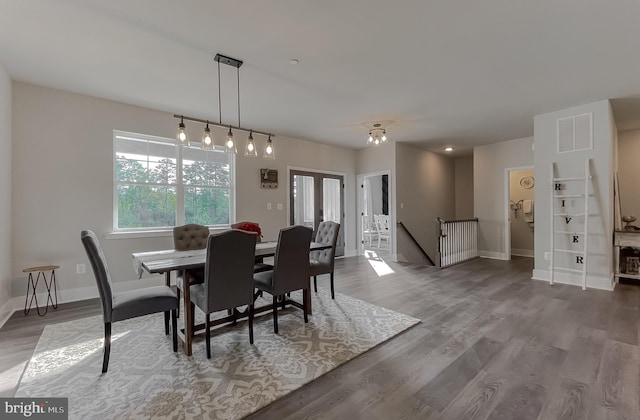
(112, 130, 236, 233)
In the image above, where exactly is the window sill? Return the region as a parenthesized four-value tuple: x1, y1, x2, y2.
(105, 227, 229, 240)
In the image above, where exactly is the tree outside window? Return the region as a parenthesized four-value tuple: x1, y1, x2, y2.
(114, 131, 234, 230)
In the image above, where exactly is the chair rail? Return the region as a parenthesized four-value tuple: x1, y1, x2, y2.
(436, 217, 479, 268)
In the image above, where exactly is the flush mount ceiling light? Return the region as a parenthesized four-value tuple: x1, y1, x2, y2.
(367, 123, 388, 147)
(174, 53, 275, 158)
(444, 147, 454, 152)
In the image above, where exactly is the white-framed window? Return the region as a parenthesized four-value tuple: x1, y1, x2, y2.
(557, 113, 593, 153)
(113, 130, 235, 231)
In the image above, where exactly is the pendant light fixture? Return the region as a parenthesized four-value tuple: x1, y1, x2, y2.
(225, 127, 236, 153)
(173, 53, 276, 158)
(177, 115, 189, 146)
(245, 130, 257, 157)
(367, 123, 389, 147)
(201, 121, 213, 149)
(264, 135, 275, 159)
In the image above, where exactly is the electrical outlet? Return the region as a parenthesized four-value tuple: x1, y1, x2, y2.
(544, 252, 550, 261)
(277, 203, 283, 210)
(76, 263, 86, 274)
(267, 202, 272, 210)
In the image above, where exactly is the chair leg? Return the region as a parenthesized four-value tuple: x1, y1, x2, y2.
(330, 272, 335, 299)
(302, 289, 309, 323)
(314, 276, 318, 293)
(176, 288, 180, 318)
(102, 322, 111, 373)
(272, 295, 279, 334)
(205, 313, 211, 359)
(172, 309, 178, 352)
(248, 304, 254, 344)
(281, 295, 286, 310)
(164, 311, 170, 335)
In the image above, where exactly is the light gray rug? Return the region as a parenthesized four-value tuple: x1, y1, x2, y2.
(16, 289, 419, 419)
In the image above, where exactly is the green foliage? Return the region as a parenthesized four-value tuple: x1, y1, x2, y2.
(115, 154, 230, 228)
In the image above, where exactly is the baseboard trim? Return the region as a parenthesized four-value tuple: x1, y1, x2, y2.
(479, 251, 508, 260)
(532, 269, 613, 291)
(511, 248, 534, 258)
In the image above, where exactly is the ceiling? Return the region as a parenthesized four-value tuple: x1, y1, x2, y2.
(1, 0, 640, 156)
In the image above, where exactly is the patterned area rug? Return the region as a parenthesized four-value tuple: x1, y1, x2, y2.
(16, 289, 419, 419)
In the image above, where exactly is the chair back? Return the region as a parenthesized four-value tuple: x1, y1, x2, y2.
(173, 224, 209, 250)
(203, 229, 257, 312)
(273, 225, 313, 294)
(312, 221, 340, 268)
(80, 230, 113, 322)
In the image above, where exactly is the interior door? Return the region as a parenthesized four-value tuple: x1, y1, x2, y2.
(290, 170, 344, 256)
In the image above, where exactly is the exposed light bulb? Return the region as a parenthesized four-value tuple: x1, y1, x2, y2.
(381, 131, 387, 142)
(226, 127, 236, 153)
(245, 131, 257, 157)
(176, 117, 189, 146)
(201, 123, 213, 149)
(264, 135, 275, 159)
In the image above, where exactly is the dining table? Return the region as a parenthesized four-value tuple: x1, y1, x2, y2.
(132, 241, 331, 355)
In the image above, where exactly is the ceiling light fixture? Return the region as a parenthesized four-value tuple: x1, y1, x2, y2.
(444, 147, 454, 152)
(367, 123, 389, 147)
(174, 53, 275, 158)
(245, 130, 257, 157)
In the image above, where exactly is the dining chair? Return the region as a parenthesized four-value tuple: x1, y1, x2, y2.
(173, 224, 209, 317)
(310, 221, 340, 299)
(254, 225, 313, 334)
(362, 214, 377, 247)
(189, 229, 258, 358)
(374, 214, 391, 248)
(81, 230, 178, 373)
(231, 221, 272, 273)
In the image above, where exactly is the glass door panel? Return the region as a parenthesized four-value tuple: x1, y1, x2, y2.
(292, 174, 315, 230)
(290, 170, 344, 257)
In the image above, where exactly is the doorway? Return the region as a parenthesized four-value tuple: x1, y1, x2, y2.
(505, 167, 535, 259)
(289, 169, 345, 256)
(357, 171, 392, 257)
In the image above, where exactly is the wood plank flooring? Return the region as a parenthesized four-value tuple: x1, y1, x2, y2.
(1, 255, 639, 419)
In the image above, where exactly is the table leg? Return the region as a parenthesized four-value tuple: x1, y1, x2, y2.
(183, 275, 193, 356)
(164, 272, 171, 287)
(305, 277, 313, 315)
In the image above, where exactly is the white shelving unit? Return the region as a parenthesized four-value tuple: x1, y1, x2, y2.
(549, 159, 591, 290)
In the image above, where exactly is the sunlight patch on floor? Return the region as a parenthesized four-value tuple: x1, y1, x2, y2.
(26, 330, 130, 380)
(365, 250, 395, 276)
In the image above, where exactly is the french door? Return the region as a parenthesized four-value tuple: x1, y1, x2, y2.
(289, 170, 344, 256)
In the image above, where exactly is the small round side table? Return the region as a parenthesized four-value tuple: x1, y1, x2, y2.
(23, 265, 59, 316)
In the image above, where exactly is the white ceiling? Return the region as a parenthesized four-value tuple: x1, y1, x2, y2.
(1, 0, 640, 155)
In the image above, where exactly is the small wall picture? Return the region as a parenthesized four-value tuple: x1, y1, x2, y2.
(260, 168, 278, 188)
(627, 256, 640, 274)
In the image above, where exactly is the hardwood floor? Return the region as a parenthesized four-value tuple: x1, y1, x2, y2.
(1, 255, 638, 419)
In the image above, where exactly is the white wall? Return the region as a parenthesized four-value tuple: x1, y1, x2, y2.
(454, 157, 474, 219)
(533, 100, 615, 290)
(395, 142, 455, 263)
(474, 137, 534, 259)
(509, 169, 534, 256)
(617, 129, 640, 220)
(0, 64, 11, 325)
(368, 175, 384, 215)
(11, 82, 357, 307)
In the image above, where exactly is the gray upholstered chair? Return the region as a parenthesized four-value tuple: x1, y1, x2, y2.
(173, 224, 209, 316)
(81, 230, 178, 373)
(310, 221, 341, 299)
(254, 225, 313, 334)
(231, 221, 272, 273)
(189, 229, 258, 358)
